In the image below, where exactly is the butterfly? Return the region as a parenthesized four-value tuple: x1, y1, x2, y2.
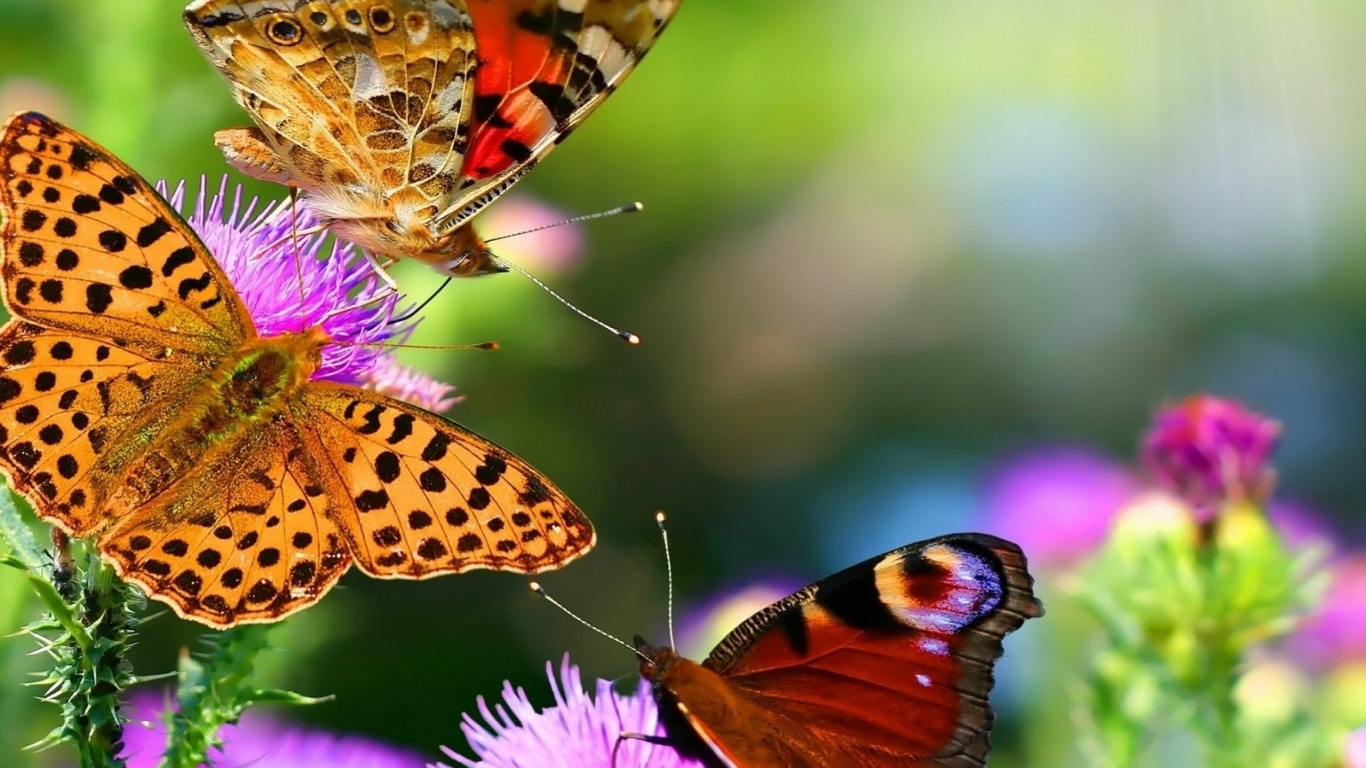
(0, 111, 595, 627)
(182, 0, 681, 277)
(634, 533, 1043, 767)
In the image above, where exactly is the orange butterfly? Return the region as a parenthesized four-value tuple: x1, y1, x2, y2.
(0, 112, 594, 627)
(634, 534, 1042, 767)
(183, 0, 681, 277)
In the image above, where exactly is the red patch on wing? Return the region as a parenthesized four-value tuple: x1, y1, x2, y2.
(464, 1, 566, 179)
(720, 616, 969, 757)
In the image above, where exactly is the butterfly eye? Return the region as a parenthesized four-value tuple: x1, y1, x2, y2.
(369, 7, 396, 34)
(265, 18, 302, 46)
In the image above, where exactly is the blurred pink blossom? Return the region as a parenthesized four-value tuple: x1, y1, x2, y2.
(979, 446, 1142, 567)
(1346, 726, 1366, 768)
(1289, 556, 1366, 672)
(478, 196, 585, 275)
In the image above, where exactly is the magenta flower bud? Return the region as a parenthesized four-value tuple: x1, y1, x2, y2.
(1140, 395, 1281, 511)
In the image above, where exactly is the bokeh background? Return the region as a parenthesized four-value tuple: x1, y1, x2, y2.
(2, 0, 1365, 766)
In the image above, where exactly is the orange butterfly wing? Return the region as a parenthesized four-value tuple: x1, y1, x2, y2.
(296, 384, 594, 577)
(0, 111, 251, 352)
(0, 111, 252, 536)
(184, 0, 477, 215)
(641, 534, 1043, 768)
(99, 421, 353, 625)
(0, 112, 594, 627)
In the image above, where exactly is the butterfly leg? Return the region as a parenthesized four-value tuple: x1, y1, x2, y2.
(361, 249, 401, 292)
(612, 732, 681, 768)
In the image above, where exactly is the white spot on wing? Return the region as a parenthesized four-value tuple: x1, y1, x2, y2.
(354, 53, 386, 99)
(916, 673, 932, 687)
(433, 75, 466, 115)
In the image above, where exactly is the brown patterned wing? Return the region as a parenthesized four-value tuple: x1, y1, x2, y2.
(0, 111, 252, 355)
(440, 0, 682, 228)
(183, 1, 479, 233)
(295, 384, 593, 577)
(651, 535, 1042, 768)
(0, 323, 205, 537)
(100, 420, 352, 626)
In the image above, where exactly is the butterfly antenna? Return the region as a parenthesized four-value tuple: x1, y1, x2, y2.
(499, 258, 641, 345)
(387, 276, 452, 326)
(529, 582, 649, 662)
(656, 511, 677, 650)
(484, 202, 644, 244)
(489, 201, 644, 345)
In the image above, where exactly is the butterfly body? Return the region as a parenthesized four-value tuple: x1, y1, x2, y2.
(636, 534, 1043, 768)
(0, 111, 594, 626)
(99, 327, 328, 514)
(183, 0, 681, 274)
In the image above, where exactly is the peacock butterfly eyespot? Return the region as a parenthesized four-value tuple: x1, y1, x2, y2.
(635, 533, 1043, 767)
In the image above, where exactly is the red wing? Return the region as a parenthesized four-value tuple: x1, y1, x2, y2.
(701, 534, 1043, 767)
(443, 0, 680, 224)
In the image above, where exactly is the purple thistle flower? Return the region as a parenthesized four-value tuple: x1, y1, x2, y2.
(1141, 395, 1281, 512)
(362, 354, 463, 413)
(979, 446, 1141, 567)
(119, 692, 427, 768)
(161, 177, 427, 387)
(441, 656, 705, 768)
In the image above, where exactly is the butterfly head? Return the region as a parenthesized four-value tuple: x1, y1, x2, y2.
(633, 634, 681, 682)
(433, 224, 506, 277)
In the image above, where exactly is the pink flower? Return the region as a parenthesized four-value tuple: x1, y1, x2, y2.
(1141, 396, 1281, 512)
(980, 447, 1141, 566)
(361, 354, 463, 413)
(1288, 556, 1366, 672)
(1346, 726, 1366, 768)
(478, 196, 585, 275)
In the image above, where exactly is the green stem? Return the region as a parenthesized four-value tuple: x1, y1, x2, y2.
(159, 625, 327, 768)
(159, 626, 272, 768)
(74, 558, 136, 768)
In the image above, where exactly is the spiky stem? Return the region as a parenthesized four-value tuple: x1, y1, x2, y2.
(159, 625, 326, 768)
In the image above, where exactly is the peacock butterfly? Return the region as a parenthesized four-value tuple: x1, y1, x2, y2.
(633, 533, 1043, 767)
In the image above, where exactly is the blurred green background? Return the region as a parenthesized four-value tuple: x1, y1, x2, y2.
(2, 0, 1366, 765)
